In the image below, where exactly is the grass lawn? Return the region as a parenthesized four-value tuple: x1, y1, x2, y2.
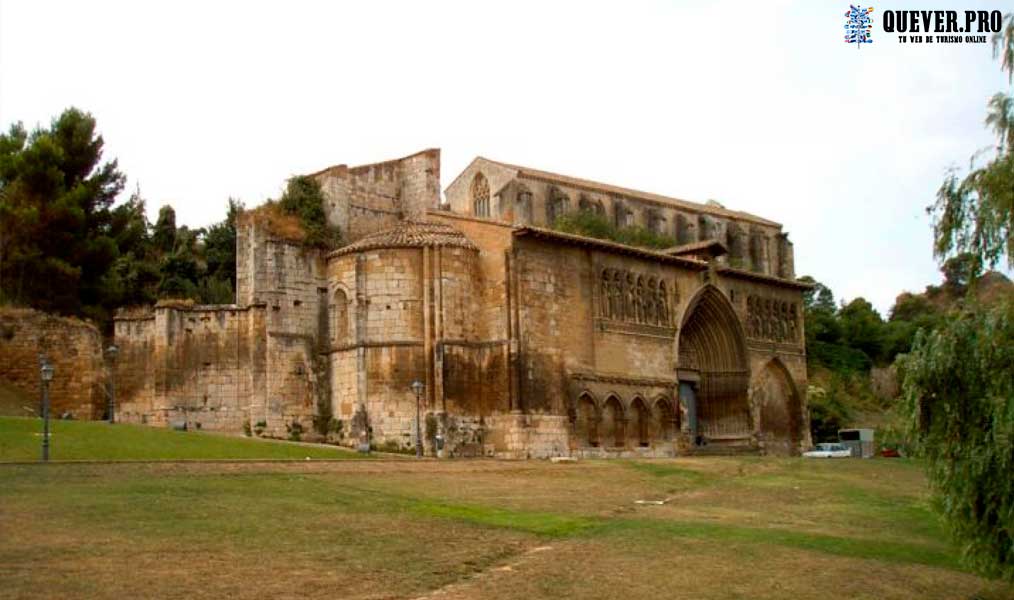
(0, 417, 367, 461)
(1, 454, 1012, 599)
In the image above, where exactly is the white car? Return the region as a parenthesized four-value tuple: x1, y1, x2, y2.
(803, 443, 852, 458)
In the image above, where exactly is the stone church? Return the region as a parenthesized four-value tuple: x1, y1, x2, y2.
(112, 149, 812, 457)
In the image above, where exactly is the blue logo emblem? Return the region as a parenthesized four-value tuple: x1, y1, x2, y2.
(845, 5, 874, 46)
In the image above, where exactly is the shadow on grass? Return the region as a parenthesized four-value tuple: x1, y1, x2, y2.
(397, 491, 962, 572)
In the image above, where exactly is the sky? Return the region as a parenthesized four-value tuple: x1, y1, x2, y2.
(0, 0, 1008, 314)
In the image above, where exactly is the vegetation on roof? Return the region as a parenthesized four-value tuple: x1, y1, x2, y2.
(243, 176, 340, 250)
(551, 210, 678, 251)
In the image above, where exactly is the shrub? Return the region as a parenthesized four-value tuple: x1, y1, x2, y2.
(285, 420, 304, 442)
(552, 211, 678, 250)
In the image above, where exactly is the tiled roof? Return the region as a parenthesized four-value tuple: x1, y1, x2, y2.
(328, 219, 478, 257)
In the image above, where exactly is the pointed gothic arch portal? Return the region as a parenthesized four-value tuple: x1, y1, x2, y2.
(754, 359, 803, 456)
(678, 285, 751, 441)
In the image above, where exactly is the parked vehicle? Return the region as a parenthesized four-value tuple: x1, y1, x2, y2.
(802, 443, 852, 458)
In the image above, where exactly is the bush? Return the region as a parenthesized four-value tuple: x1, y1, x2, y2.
(552, 211, 678, 250)
(285, 420, 304, 442)
(806, 382, 852, 443)
(278, 176, 340, 249)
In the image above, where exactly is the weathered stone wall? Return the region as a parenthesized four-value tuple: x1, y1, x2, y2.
(443, 157, 794, 278)
(427, 212, 512, 342)
(325, 241, 500, 453)
(232, 222, 329, 436)
(0, 308, 104, 419)
(715, 271, 810, 454)
(110, 151, 811, 458)
(113, 304, 269, 432)
(313, 149, 440, 242)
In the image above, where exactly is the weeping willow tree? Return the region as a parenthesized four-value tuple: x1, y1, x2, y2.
(905, 13, 1014, 582)
(900, 301, 1014, 580)
(931, 14, 1014, 275)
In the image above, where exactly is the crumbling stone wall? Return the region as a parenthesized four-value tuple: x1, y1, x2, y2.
(113, 304, 269, 432)
(312, 149, 441, 242)
(0, 308, 104, 419)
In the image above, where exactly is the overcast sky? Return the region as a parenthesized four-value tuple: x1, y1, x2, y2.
(0, 0, 1008, 314)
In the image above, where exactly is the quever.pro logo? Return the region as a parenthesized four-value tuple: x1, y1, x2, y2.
(845, 5, 874, 46)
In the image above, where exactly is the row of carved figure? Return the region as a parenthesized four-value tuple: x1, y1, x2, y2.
(745, 296, 799, 343)
(599, 269, 675, 327)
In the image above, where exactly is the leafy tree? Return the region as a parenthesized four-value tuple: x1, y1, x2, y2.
(152, 205, 177, 254)
(941, 252, 976, 295)
(798, 276, 842, 350)
(0, 108, 125, 316)
(799, 275, 835, 314)
(906, 13, 1014, 581)
(900, 299, 1014, 581)
(104, 187, 160, 309)
(930, 15, 1014, 275)
(807, 379, 854, 443)
(838, 298, 884, 361)
(204, 198, 241, 287)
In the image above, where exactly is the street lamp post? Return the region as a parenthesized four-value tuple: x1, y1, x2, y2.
(411, 380, 424, 458)
(40, 361, 54, 462)
(106, 345, 119, 424)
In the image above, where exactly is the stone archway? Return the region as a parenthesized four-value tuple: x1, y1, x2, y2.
(677, 285, 751, 441)
(754, 359, 803, 456)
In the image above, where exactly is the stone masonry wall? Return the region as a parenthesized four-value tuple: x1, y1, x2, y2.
(113, 304, 267, 432)
(444, 157, 795, 279)
(313, 149, 440, 243)
(0, 308, 104, 419)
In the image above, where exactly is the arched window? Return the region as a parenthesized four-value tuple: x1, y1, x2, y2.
(471, 172, 490, 218)
(515, 184, 533, 224)
(645, 209, 664, 235)
(579, 195, 604, 216)
(547, 187, 569, 224)
(332, 289, 349, 343)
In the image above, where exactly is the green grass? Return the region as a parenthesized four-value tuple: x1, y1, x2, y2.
(1, 450, 1011, 599)
(0, 416, 368, 461)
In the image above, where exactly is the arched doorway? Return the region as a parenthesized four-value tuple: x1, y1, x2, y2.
(677, 285, 751, 442)
(754, 359, 802, 456)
